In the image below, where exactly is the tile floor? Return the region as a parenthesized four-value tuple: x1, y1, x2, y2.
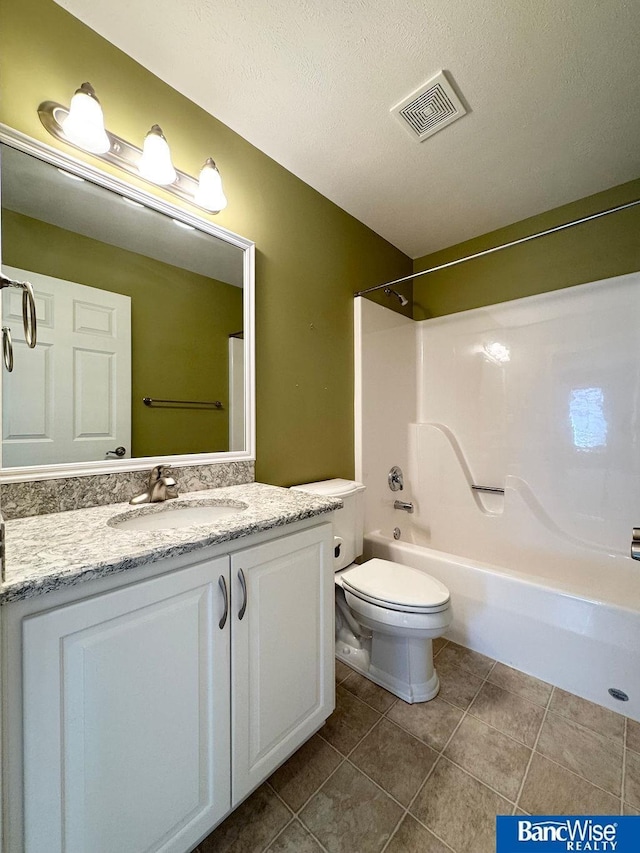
(196, 639, 640, 853)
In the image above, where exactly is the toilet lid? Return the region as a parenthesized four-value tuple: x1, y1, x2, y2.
(341, 558, 450, 612)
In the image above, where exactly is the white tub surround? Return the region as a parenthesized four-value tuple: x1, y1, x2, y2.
(356, 274, 640, 722)
(2, 482, 341, 603)
(354, 298, 416, 534)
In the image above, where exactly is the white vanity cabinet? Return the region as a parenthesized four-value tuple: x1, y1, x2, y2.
(231, 527, 334, 802)
(22, 555, 231, 853)
(14, 521, 334, 853)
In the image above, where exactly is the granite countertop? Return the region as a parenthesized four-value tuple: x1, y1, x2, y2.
(2, 482, 341, 604)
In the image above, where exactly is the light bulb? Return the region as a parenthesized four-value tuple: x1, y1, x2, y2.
(138, 125, 177, 186)
(61, 82, 110, 154)
(195, 157, 227, 211)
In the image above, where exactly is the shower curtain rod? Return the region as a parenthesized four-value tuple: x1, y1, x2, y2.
(354, 197, 640, 297)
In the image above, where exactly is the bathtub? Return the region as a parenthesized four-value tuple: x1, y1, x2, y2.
(364, 529, 640, 722)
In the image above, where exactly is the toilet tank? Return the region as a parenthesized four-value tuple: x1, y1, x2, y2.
(290, 479, 365, 571)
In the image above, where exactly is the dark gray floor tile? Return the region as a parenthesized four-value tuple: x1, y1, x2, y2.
(300, 762, 402, 853)
(627, 719, 640, 754)
(488, 662, 552, 707)
(537, 712, 623, 795)
(266, 820, 324, 852)
(320, 685, 380, 754)
(342, 670, 397, 712)
(432, 637, 449, 657)
(335, 659, 352, 685)
(469, 682, 544, 746)
(200, 785, 291, 853)
(350, 717, 437, 806)
(436, 642, 494, 678)
(411, 758, 510, 853)
(269, 734, 342, 810)
(388, 695, 463, 751)
(549, 688, 625, 743)
(445, 714, 531, 800)
(519, 753, 620, 815)
(436, 656, 484, 710)
(625, 748, 640, 809)
(385, 815, 451, 853)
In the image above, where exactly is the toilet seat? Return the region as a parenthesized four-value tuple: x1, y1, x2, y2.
(340, 558, 450, 614)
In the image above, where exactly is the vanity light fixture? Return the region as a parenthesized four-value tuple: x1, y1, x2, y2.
(38, 84, 228, 213)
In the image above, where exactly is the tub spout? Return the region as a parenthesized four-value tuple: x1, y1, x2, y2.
(394, 500, 414, 513)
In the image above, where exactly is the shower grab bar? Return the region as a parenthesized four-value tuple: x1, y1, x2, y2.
(471, 485, 505, 495)
(0, 274, 37, 348)
(143, 396, 224, 409)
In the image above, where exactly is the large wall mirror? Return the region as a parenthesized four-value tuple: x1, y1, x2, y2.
(0, 127, 255, 482)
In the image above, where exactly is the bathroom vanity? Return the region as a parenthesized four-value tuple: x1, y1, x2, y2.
(0, 483, 339, 853)
(0, 123, 338, 852)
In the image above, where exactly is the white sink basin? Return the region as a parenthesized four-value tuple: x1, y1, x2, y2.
(109, 501, 248, 532)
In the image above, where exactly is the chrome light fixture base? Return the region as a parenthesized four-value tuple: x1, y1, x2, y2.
(38, 101, 225, 214)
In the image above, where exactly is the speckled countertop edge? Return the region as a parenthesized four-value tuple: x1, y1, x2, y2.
(2, 483, 341, 604)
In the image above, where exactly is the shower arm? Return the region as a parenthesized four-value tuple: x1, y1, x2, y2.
(354, 197, 640, 299)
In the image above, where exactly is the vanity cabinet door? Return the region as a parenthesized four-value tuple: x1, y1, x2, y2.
(22, 556, 231, 853)
(230, 523, 334, 804)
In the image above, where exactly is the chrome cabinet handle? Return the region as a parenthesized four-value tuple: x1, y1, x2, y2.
(218, 575, 229, 629)
(2, 327, 13, 372)
(237, 568, 247, 620)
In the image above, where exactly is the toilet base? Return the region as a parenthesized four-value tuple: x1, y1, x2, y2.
(335, 638, 440, 703)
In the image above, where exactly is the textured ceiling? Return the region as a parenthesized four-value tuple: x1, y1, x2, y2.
(54, 0, 640, 258)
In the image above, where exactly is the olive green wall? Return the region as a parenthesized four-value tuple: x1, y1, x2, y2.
(0, 0, 412, 485)
(3, 210, 242, 457)
(413, 178, 640, 319)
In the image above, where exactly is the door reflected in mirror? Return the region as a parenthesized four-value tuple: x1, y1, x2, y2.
(0, 141, 253, 473)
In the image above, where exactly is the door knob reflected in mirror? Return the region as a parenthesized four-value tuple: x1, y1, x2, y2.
(106, 446, 126, 458)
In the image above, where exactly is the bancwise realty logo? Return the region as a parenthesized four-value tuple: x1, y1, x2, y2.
(496, 816, 640, 852)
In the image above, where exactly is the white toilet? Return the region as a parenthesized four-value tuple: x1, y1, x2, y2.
(291, 479, 452, 703)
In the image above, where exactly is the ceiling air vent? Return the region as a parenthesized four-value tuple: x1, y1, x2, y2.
(391, 70, 467, 142)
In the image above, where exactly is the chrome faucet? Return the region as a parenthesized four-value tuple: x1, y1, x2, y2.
(130, 465, 179, 505)
(631, 528, 640, 561)
(394, 500, 414, 514)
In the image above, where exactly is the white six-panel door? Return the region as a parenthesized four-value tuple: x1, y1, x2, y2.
(230, 523, 334, 804)
(1, 265, 131, 467)
(22, 556, 231, 853)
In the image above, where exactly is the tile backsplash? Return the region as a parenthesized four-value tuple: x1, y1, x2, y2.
(0, 461, 255, 520)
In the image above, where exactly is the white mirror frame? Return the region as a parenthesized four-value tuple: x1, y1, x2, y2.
(0, 124, 255, 483)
